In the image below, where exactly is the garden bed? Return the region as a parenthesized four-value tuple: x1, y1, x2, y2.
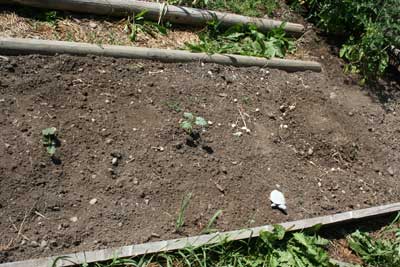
(1, 51, 400, 263)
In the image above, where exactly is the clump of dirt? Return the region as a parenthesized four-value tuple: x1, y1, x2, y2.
(0, 53, 399, 262)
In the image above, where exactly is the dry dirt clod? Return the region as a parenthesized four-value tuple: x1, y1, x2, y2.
(40, 240, 47, 248)
(69, 216, 78, 223)
(112, 157, 118, 166)
(89, 198, 98, 205)
(387, 166, 395, 176)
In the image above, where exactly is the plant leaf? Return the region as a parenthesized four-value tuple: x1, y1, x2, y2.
(42, 127, 56, 136)
(195, 116, 207, 126)
(47, 146, 56, 155)
(180, 121, 192, 133)
(183, 112, 194, 120)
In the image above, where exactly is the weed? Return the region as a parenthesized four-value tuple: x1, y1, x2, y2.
(125, 10, 167, 42)
(347, 213, 400, 267)
(176, 192, 192, 232)
(37, 10, 59, 26)
(41, 127, 57, 156)
(202, 209, 222, 234)
(186, 20, 295, 59)
(180, 112, 208, 135)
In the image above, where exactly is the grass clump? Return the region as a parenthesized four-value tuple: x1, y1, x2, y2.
(175, 192, 192, 232)
(293, 0, 400, 83)
(186, 20, 295, 58)
(125, 10, 168, 42)
(168, 0, 277, 17)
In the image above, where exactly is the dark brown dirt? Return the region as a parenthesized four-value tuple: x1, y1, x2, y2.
(0, 50, 400, 263)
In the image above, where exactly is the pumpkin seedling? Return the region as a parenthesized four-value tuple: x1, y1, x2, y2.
(42, 127, 57, 156)
(180, 112, 208, 134)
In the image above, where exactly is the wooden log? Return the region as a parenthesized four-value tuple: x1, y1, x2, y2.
(0, 37, 322, 72)
(7, 0, 304, 35)
(1, 202, 399, 267)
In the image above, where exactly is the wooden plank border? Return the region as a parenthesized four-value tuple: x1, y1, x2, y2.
(0, 37, 322, 72)
(7, 0, 304, 35)
(1, 202, 399, 267)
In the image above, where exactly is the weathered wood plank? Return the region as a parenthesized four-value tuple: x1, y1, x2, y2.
(2, 202, 399, 267)
(7, 0, 304, 35)
(0, 37, 322, 72)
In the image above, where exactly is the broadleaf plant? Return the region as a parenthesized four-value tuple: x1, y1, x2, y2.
(180, 112, 208, 134)
(42, 127, 57, 156)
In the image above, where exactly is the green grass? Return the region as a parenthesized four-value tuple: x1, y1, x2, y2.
(167, 0, 278, 17)
(54, 214, 400, 267)
(175, 192, 192, 232)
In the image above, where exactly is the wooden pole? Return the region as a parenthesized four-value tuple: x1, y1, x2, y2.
(7, 0, 304, 35)
(0, 37, 322, 72)
(1, 202, 399, 267)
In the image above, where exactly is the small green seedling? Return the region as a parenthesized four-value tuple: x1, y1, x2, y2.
(180, 112, 208, 134)
(175, 192, 192, 232)
(42, 127, 57, 156)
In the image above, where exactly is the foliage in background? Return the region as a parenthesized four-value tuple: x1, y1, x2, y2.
(168, 0, 277, 17)
(293, 0, 400, 83)
(125, 10, 167, 42)
(186, 20, 295, 58)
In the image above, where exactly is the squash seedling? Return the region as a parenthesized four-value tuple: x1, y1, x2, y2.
(179, 112, 213, 153)
(42, 127, 57, 156)
(180, 112, 208, 134)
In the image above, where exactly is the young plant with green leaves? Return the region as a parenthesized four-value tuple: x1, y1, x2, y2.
(180, 112, 208, 135)
(186, 21, 295, 59)
(125, 10, 167, 42)
(175, 192, 192, 232)
(42, 127, 57, 156)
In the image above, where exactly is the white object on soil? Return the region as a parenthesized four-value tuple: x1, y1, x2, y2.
(270, 190, 287, 211)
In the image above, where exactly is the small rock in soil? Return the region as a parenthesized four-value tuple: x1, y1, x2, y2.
(89, 198, 97, 205)
(329, 92, 337, 99)
(69, 216, 78, 223)
(40, 240, 47, 248)
(111, 157, 118, 166)
(388, 166, 395, 176)
(30, 241, 39, 248)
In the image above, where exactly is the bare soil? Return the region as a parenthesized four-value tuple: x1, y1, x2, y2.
(0, 46, 400, 263)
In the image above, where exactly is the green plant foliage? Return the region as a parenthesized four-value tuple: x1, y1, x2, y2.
(180, 112, 208, 134)
(91, 225, 333, 267)
(175, 192, 192, 232)
(186, 21, 295, 58)
(295, 0, 400, 83)
(168, 0, 277, 17)
(41, 127, 57, 156)
(348, 229, 400, 267)
(125, 10, 168, 42)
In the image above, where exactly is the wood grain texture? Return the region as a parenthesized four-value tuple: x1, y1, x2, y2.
(2, 202, 400, 267)
(0, 37, 322, 72)
(9, 0, 304, 35)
